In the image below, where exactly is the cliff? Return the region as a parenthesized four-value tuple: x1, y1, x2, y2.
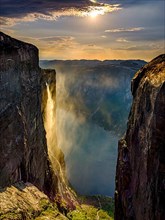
(0, 32, 112, 219)
(0, 32, 56, 197)
(115, 54, 165, 220)
(0, 31, 68, 207)
(0, 32, 77, 217)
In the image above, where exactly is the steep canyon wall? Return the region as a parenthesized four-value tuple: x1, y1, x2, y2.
(115, 54, 165, 220)
(0, 32, 75, 207)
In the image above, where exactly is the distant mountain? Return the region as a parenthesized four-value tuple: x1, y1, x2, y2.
(40, 59, 146, 69)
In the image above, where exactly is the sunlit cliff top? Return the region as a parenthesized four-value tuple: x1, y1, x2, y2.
(132, 54, 165, 95)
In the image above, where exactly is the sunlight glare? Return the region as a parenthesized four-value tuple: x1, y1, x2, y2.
(82, 5, 121, 19)
(90, 10, 99, 18)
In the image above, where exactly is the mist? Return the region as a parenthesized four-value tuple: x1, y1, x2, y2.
(40, 59, 146, 196)
(56, 108, 118, 195)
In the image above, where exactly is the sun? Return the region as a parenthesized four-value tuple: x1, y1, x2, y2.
(83, 5, 119, 19)
(89, 10, 99, 18)
(87, 6, 107, 19)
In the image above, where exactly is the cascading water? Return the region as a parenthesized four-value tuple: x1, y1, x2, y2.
(45, 83, 56, 156)
(44, 83, 77, 206)
(44, 83, 65, 182)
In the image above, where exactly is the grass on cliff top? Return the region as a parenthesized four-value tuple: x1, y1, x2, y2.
(37, 195, 114, 220)
(0, 197, 114, 220)
(78, 195, 114, 217)
(36, 195, 114, 220)
(67, 204, 113, 220)
(67, 195, 114, 220)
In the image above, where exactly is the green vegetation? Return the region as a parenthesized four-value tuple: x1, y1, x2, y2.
(67, 204, 113, 220)
(79, 195, 115, 219)
(0, 213, 22, 220)
(0, 183, 114, 220)
(0, 198, 64, 220)
(37, 195, 114, 220)
(35, 198, 67, 220)
(0, 196, 114, 220)
(36, 195, 114, 220)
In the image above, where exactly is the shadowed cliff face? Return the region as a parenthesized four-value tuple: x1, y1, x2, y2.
(0, 32, 57, 198)
(115, 54, 165, 220)
(0, 32, 79, 213)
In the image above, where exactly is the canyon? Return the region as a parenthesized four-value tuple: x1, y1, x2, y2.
(40, 59, 146, 196)
(0, 32, 164, 220)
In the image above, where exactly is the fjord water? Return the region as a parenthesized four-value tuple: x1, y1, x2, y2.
(56, 108, 118, 196)
(40, 60, 146, 196)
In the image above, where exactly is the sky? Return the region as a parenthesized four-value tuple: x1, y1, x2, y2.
(0, 0, 164, 61)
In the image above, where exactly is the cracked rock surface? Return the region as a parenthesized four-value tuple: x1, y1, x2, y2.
(115, 54, 165, 220)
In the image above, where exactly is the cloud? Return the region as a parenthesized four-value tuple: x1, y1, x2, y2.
(101, 35, 107, 38)
(116, 38, 129, 42)
(115, 43, 163, 51)
(111, 27, 164, 42)
(18, 33, 163, 61)
(0, 1, 95, 17)
(99, 0, 163, 7)
(39, 36, 75, 43)
(105, 27, 144, 33)
(0, 0, 160, 20)
(0, 0, 121, 26)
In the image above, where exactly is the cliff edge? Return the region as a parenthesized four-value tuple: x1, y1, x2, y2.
(0, 32, 55, 197)
(115, 54, 165, 220)
(0, 31, 113, 219)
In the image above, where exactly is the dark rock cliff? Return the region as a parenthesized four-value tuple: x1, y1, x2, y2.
(115, 54, 165, 220)
(0, 32, 56, 198)
(0, 32, 78, 214)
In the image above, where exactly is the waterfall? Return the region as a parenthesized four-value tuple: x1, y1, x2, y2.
(45, 83, 56, 157)
(44, 83, 77, 206)
(44, 83, 64, 181)
(44, 83, 63, 167)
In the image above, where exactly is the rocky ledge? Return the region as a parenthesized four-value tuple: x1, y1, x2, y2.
(0, 182, 68, 220)
(115, 54, 165, 220)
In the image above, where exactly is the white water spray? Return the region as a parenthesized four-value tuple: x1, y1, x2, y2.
(45, 83, 56, 155)
(44, 83, 77, 204)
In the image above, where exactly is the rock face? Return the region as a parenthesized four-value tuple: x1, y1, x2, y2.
(0, 32, 78, 213)
(0, 32, 56, 198)
(0, 182, 68, 220)
(115, 54, 165, 220)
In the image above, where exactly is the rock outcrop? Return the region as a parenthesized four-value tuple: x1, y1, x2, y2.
(0, 31, 77, 214)
(0, 182, 68, 220)
(0, 32, 56, 200)
(115, 54, 165, 220)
